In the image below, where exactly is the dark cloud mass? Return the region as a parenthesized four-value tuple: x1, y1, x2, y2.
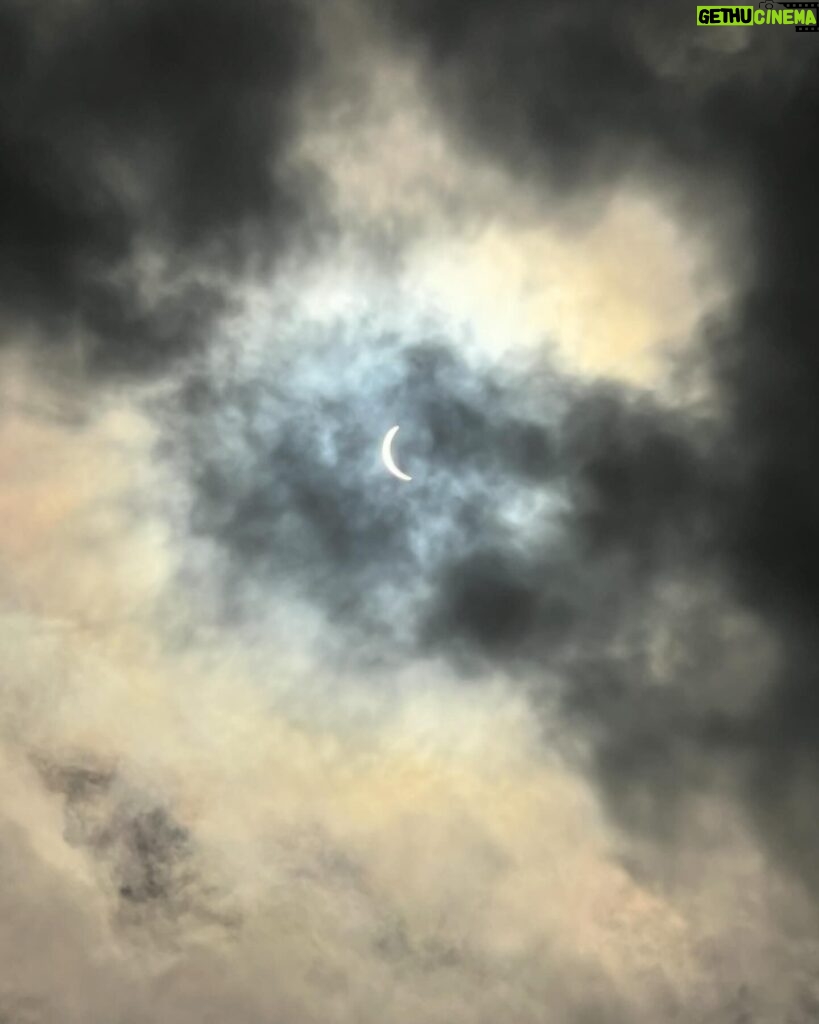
(0, 0, 315, 373)
(35, 756, 237, 936)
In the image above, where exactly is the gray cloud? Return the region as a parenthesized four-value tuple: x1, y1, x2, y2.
(35, 755, 240, 939)
(0, 0, 320, 374)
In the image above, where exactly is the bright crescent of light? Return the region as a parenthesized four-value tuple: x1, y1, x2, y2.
(381, 425, 412, 482)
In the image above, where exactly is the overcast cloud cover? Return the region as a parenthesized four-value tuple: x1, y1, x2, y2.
(1, 0, 818, 1021)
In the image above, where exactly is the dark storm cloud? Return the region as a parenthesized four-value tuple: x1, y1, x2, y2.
(0, 0, 317, 373)
(374, 0, 813, 202)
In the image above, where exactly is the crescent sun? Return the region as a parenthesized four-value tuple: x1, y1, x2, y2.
(381, 425, 412, 482)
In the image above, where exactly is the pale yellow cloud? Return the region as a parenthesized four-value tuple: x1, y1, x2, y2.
(296, 37, 727, 392)
(2, 591, 813, 1023)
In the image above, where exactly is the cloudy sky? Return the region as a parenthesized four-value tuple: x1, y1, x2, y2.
(1, 1, 818, 1021)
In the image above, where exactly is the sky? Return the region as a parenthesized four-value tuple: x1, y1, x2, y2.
(1, 1, 818, 1021)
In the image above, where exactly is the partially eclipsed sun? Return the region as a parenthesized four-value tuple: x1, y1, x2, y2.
(381, 425, 412, 482)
